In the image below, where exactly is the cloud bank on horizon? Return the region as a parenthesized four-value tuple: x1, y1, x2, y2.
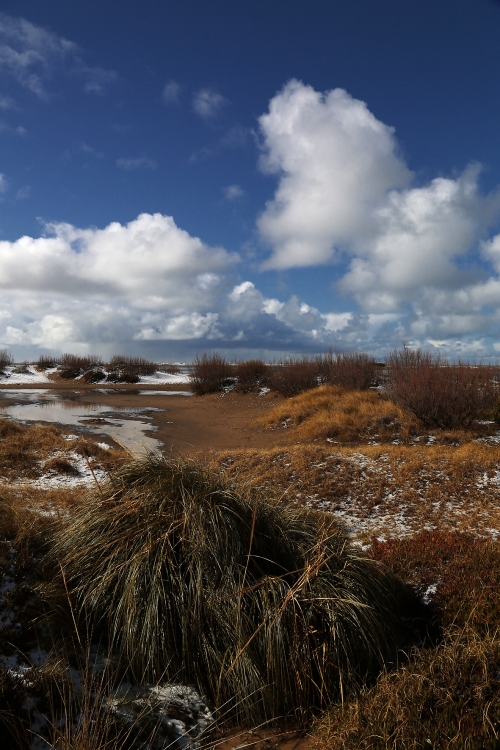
(2, 63, 500, 358)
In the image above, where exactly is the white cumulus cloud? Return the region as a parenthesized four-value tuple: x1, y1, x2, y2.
(258, 79, 412, 269)
(254, 80, 500, 353)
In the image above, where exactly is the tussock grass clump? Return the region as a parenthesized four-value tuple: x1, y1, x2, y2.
(190, 352, 234, 395)
(259, 385, 415, 443)
(52, 454, 404, 724)
(311, 623, 500, 750)
(387, 348, 499, 429)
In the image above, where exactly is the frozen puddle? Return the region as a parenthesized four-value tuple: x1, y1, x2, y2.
(0, 391, 162, 454)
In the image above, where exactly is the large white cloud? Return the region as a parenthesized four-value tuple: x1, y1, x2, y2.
(257, 79, 412, 268)
(256, 80, 500, 353)
(0, 214, 356, 357)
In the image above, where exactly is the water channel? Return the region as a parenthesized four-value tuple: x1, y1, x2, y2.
(0, 389, 191, 453)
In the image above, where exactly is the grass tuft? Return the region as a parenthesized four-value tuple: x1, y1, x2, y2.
(51, 453, 406, 724)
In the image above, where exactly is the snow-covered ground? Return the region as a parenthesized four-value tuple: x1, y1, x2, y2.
(0, 364, 192, 385)
(0, 365, 58, 383)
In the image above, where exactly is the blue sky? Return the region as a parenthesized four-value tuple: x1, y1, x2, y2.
(2, 0, 500, 360)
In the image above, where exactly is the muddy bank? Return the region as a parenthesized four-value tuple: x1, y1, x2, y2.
(0, 386, 291, 455)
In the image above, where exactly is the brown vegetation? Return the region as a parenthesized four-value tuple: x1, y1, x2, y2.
(311, 531, 500, 749)
(235, 359, 269, 392)
(51, 453, 408, 724)
(0, 349, 13, 373)
(211, 442, 500, 542)
(257, 385, 416, 443)
(386, 347, 500, 428)
(190, 352, 234, 394)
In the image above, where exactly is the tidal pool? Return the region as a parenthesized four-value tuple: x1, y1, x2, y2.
(0, 390, 163, 454)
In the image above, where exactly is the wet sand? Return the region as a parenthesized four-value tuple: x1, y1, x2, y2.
(0, 384, 291, 455)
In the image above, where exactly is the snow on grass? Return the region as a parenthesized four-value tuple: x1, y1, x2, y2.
(0, 365, 58, 383)
(214, 444, 500, 544)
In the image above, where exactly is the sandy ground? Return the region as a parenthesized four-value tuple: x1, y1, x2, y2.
(0, 384, 291, 454)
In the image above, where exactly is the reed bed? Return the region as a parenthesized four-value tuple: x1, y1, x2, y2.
(51, 453, 407, 724)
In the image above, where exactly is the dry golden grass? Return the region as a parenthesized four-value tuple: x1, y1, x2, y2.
(257, 386, 418, 444)
(0, 418, 70, 479)
(210, 442, 500, 542)
(0, 418, 124, 481)
(0, 485, 81, 560)
(311, 623, 500, 749)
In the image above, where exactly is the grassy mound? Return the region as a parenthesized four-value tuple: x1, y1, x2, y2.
(52, 454, 405, 724)
(258, 385, 416, 443)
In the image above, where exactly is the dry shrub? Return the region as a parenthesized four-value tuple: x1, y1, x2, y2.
(82, 368, 106, 383)
(0, 349, 13, 373)
(235, 359, 269, 393)
(158, 363, 181, 374)
(312, 623, 500, 750)
(59, 354, 103, 379)
(37, 354, 58, 370)
(51, 453, 405, 724)
(190, 352, 234, 395)
(318, 350, 377, 390)
(268, 357, 320, 397)
(268, 352, 376, 398)
(258, 385, 415, 443)
(106, 370, 140, 384)
(108, 355, 157, 376)
(387, 348, 499, 429)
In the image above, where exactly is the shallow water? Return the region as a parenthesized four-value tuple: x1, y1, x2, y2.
(0, 390, 163, 453)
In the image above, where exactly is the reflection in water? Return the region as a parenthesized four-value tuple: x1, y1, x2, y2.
(138, 390, 191, 396)
(0, 392, 163, 454)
